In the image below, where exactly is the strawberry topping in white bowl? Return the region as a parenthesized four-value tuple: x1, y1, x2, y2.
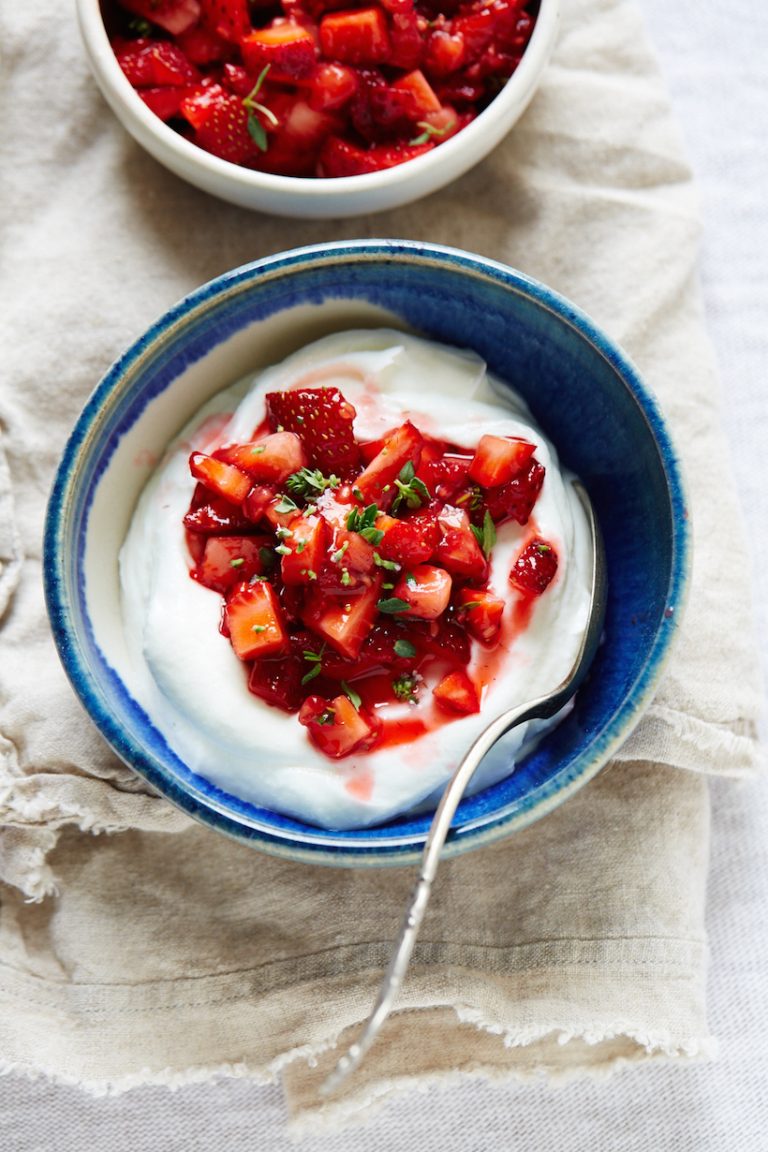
(119, 330, 593, 829)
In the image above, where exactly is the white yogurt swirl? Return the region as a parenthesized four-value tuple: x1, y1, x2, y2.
(120, 330, 593, 830)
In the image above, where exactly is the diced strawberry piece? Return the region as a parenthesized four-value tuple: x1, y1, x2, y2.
(214, 432, 307, 482)
(242, 483, 278, 523)
(433, 505, 488, 580)
(354, 421, 423, 506)
(183, 483, 252, 534)
(483, 459, 545, 525)
(138, 87, 188, 120)
(377, 505, 442, 566)
(414, 442, 471, 500)
(299, 693, 381, 757)
(252, 98, 340, 176)
(321, 619, 420, 678)
(265, 387, 360, 477)
(457, 587, 504, 646)
(423, 28, 466, 77)
(264, 494, 301, 531)
(302, 574, 382, 658)
(509, 538, 558, 596)
(180, 84, 263, 164)
(120, 0, 201, 36)
(193, 534, 271, 593)
(414, 616, 471, 664)
(241, 23, 318, 79)
(317, 523, 376, 592)
(200, 0, 250, 40)
(419, 105, 463, 139)
(189, 451, 252, 504)
(388, 10, 423, 71)
(319, 7, 391, 66)
(305, 62, 359, 111)
(280, 514, 328, 585)
(468, 435, 536, 488)
(225, 580, 288, 660)
(248, 629, 319, 712)
(318, 135, 432, 176)
(433, 669, 480, 715)
(220, 62, 253, 95)
(393, 564, 452, 620)
(390, 69, 441, 116)
(176, 26, 230, 64)
(115, 40, 200, 87)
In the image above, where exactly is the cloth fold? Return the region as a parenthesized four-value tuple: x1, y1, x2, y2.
(0, 0, 762, 1127)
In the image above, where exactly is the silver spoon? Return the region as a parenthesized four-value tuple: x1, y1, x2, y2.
(321, 481, 607, 1097)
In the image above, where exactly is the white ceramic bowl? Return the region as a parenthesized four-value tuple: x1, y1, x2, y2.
(76, 0, 559, 218)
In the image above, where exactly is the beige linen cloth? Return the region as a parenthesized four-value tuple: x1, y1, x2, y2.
(0, 0, 763, 1129)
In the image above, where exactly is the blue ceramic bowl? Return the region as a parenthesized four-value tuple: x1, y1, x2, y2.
(44, 241, 690, 867)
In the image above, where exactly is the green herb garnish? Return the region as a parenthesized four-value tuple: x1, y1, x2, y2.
(409, 118, 456, 146)
(391, 461, 430, 514)
(392, 673, 419, 702)
(341, 681, 362, 711)
(393, 638, 417, 659)
(377, 597, 411, 614)
(243, 65, 277, 153)
(346, 502, 384, 545)
(470, 509, 496, 558)
(286, 467, 340, 501)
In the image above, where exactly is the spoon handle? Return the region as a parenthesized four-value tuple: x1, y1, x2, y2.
(320, 696, 546, 1097)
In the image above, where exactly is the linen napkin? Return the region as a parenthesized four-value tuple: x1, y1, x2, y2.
(0, 0, 763, 1129)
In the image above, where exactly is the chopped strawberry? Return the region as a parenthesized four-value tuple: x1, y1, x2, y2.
(214, 431, 307, 482)
(225, 580, 288, 660)
(317, 524, 376, 593)
(243, 483, 279, 523)
(319, 7, 391, 66)
(183, 483, 252, 534)
(302, 573, 382, 657)
(355, 421, 424, 506)
(280, 514, 328, 585)
(388, 10, 423, 71)
(390, 69, 442, 116)
(115, 41, 200, 87)
(264, 494, 301, 531)
(248, 629, 321, 712)
(189, 451, 252, 504)
(318, 135, 432, 176)
(241, 23, 318, 78)
(423, 28, 466, 77)
(182, 84, 264, 164)
(120, 0, 201, 36)
(433, 504, 488, 580)
(415, 442, 472, 501)
(200, 0, 250, 40)
(193, 535, 271, 593)
(432, 669, 480, 714)
(377, 504, 442, 566)
(137, 87, 189, 120)
(176, 26, 230, 64)
(393, 564, 452, 619)
(305, 62, 359, 112)
(509, 538, 558, 596)
(299, 692, 381, 757)
(483, 459, 545, 525)
(265, 387, 360, 477)
(468, 435, 536, 488)
(321, 619, 420, 678)
(457, 587, 504, 646)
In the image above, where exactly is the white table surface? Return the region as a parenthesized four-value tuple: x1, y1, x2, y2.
(2, 1, 766, 1148)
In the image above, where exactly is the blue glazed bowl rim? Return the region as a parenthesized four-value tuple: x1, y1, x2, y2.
(43, 239, 691, 867)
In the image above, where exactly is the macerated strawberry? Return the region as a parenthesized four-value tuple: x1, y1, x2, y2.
(319, 7, 391, 66)
(242, 483, 279, 523)
(176, 26, 229, 64)
(225, 580, 288, 660)
(509, 538, 558, 596)
(280, 514, 328, 585)
(193, 535, 271, 593)
(414, 616, 472, 664)
(138, 87, 191, 120)
(393, 564, 452, 619)
(433, 504, 488, 580)
(317, 525, 376, 593)
(115, 40, 200, 87)
(265, 387, 360, 477)
(388, 9, 423, 71)
(299, 692, 381, 757)
(423, 28, 466, 77)
(377, 504, 442, 566)
(214, 432, 307, 482)
(355, 421, 424, 506)
(302, 573, 383, 657)
(190, 451, 252, 504)
(468, 434, 536, 488)
(318, 135, 432, 176)
(321, 619, 420, 678)
(180, 83, 265, 164)
(305, 62, 359, 112)
(183, 483, 252, 534)
(457, 586, 504, 646)
(414, 442, 472, 501)
(483, 459, 545, 525)
(432, 669, 480, 714)
(120, 0, 201, 36)
(248, 629, 321, 712)
(200, 0, 250, 40)
(241, 24, 318, 79)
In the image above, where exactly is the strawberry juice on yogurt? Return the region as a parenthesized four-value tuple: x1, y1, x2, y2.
(120, 330, 593, 829)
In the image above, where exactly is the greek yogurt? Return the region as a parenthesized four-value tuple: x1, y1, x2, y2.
(120, 330, 593, 829)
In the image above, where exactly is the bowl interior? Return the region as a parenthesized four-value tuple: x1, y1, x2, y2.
(45, 241, 688, 865)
